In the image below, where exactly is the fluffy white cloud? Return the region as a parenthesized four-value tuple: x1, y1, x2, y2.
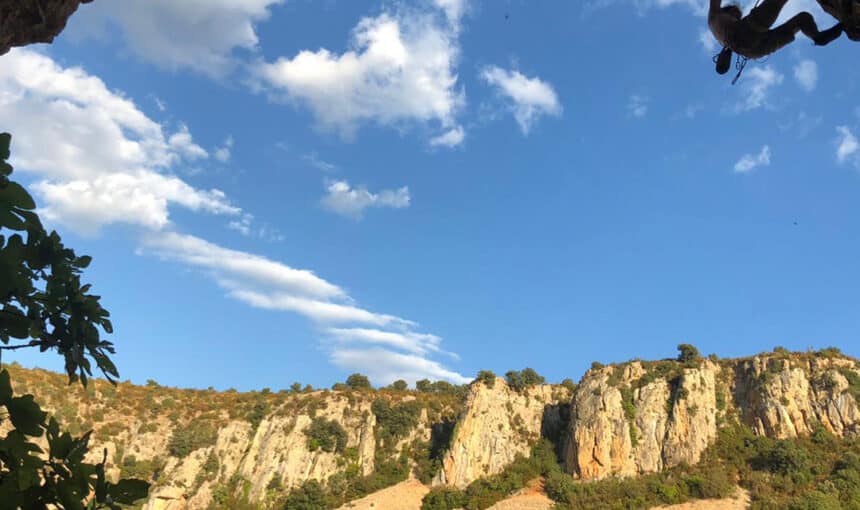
(429, 126, 465, 148)
(481, 66, 562, 134)
(321, 180, 410, 219)
(331, 348, 471, 385)
(255, 5, 464, 142)
(69, 0, 283, 77)
(736, 66, 783, 112)
(0, 49, 236, 234)
(733, 145, 771, 173)
(141, 232, 467, 383)
(836, 126, 859, 165)
(628, 94, 649, 118)
(793, 60, 818, 92)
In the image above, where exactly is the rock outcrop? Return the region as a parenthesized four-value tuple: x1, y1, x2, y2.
(563, 353, 860, 481)
(0, 0, 92, 56)
(436, 378, 571, 488)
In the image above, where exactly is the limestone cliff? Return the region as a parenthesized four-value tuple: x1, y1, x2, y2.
(562, 353, 860, 480)
(4, 349, 859, 509)
(435, 378, 571, 488)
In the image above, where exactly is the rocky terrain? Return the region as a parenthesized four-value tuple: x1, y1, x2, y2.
(3, 347, 859, 509)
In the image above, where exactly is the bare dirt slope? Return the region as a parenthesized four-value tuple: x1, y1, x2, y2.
(652, 489, 750, 510)
(336, 479, 429, 510)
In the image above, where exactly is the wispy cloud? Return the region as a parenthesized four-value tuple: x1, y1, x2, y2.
(214, 135, 234, 163)
(480, 66, 562, 134)
(793, 60, 818, 92)
(734, 145, 771, 174)
(321, 179, 411, 219)
(429, 126, 465, 148)
(735, 66, 783, 112)
(303, 153, 337, 172)
(2, 48, 464, 385)
(628, 94, 649, 118)
(836, 126, 859, 165)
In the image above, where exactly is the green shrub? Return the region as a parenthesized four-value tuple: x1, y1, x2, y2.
(167, 420, 218, 458)
(304, 418, 347, 453)
(505, 368, 546, 392)
(345, 373, 372, 390)
(476, 370, 496, 388)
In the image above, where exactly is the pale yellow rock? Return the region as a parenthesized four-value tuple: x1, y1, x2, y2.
(436, 379, 570, 488)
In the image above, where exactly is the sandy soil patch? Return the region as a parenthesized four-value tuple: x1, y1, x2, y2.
(336, 479, 429, 510)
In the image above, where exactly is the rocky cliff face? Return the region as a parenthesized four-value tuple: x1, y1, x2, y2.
(435, 378, 570, 488)
(562, 353, 860, 481)
(5, 350, 859, 509)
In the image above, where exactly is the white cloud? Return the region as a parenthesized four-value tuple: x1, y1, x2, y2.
(141, 232, 467, 383)
(331, 348, 470, 385)
(325, 327, 443, 356)
(628, 94, 649, 118)
(321, 180, 410, 219)
(699, 28, 719, 53)
(733, 145, 771, 173)
(0, 49, 237, 234)
(142, 231, 345, 300)
(480, 66, 562, 134)
(836, 126, 859, 165)
(736, 66, 783, 112)
(69, 0, 284, 77)
(429, 126, 465, 147)
(303, 153, 337, 172)
(214, 135, 234, 163)
(793, 60, 818, 92)
(254, 5, 464, 143)
(0, 49, 463, 384)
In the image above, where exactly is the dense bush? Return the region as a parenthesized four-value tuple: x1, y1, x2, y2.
(504, 368, 546, 392)
(372, 398, 422, 448)
(304, 417, 348, 453)
(345, 373, 372, 390)
(167, 420, 218, 457)
(677, 343, 701, 364)
(475, 370, 496, 388)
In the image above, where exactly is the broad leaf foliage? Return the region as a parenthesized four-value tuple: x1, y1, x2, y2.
(0, 133, 149, 509)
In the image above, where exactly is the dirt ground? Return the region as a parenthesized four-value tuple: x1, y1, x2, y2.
(334, 478, 749, 510)
(335, 479, 429, 510)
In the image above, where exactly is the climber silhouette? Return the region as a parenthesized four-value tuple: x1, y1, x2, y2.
(817, 0, 860, 40)
(710, 0, 841, 75)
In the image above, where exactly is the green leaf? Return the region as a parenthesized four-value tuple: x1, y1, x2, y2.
(0, 182, 36, 209)
(0, 369, 11, 404)
(74, 255, 92, 268)
(107, 479, 150, 504)
(7, 395, 47, 436)
(0, 133, 10, 161)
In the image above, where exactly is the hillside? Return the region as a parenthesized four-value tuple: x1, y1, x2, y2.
(3, 347, 860, 510)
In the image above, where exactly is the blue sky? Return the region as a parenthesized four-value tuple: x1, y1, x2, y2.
(3, 0, 860, 391)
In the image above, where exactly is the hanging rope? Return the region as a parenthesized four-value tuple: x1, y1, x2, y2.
(731, 55, 749, 85)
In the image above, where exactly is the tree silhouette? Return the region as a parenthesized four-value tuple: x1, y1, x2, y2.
(0, 132, 148, 508)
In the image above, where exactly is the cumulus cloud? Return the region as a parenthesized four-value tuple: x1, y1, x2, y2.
(793, 59, 818, 92)
(69, 0, 284, 77)
(1, 49, 463, 385)
(321, 180, 410, 219)
(836, 126, 859, 165)
(0, 49, 237, 234)
(733, 145, 771, 173)
(481, 66, 562, 134)
(254, 4, 464, 143)
(736, 66, 783, 112)
(141, 232, 467, 383)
